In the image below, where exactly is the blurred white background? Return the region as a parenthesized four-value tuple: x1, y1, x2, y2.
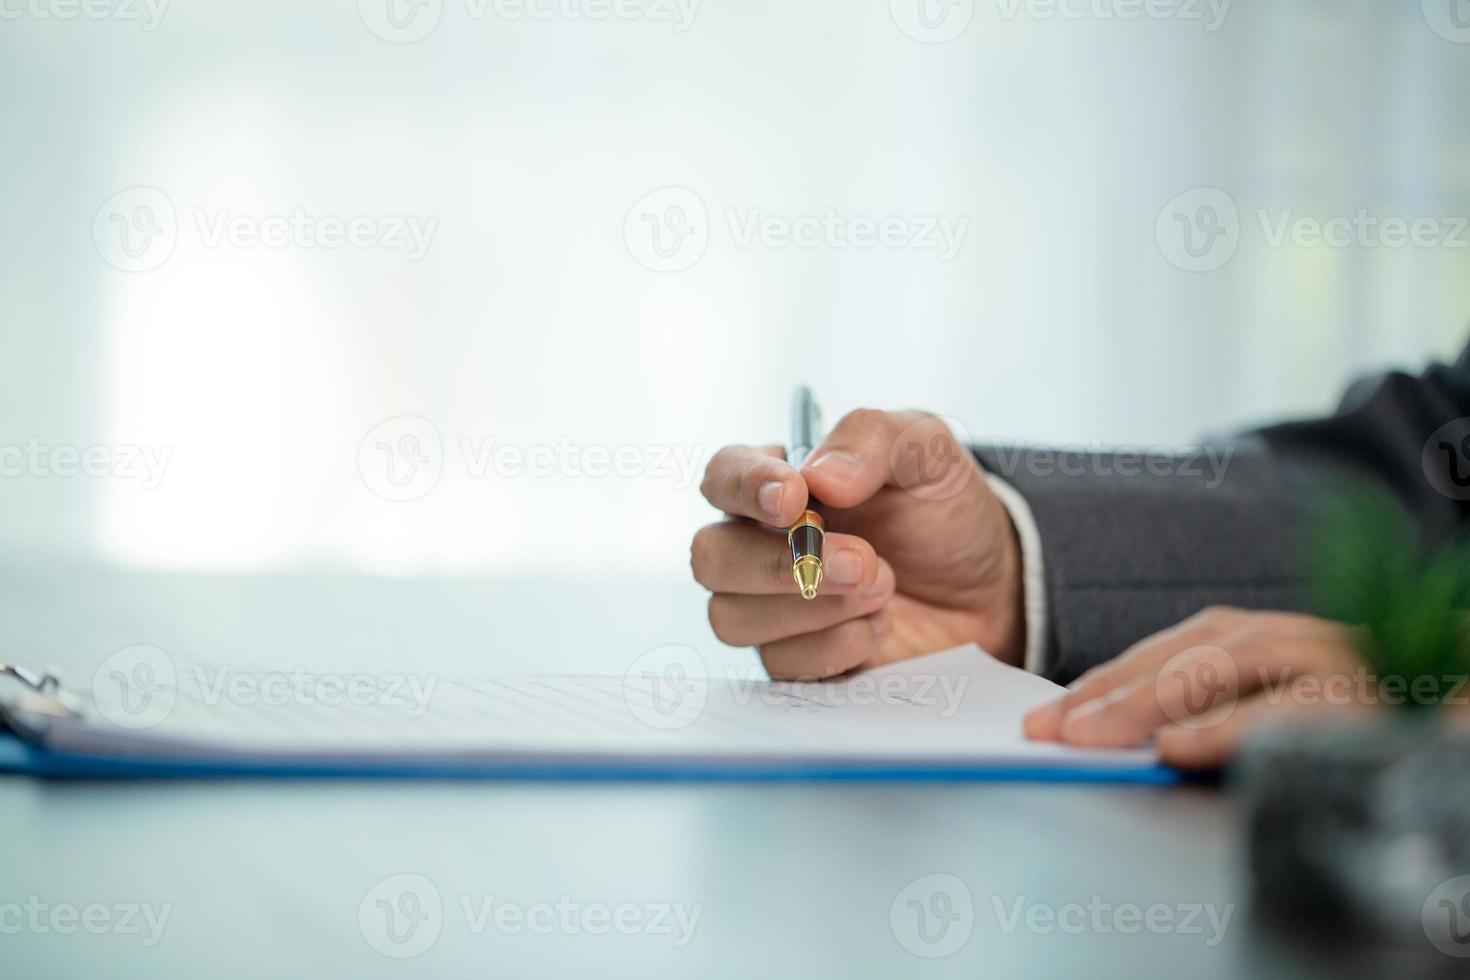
(1, 0, 1468, 576)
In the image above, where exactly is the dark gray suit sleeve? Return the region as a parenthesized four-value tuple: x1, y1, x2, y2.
(973, 342, 1470, 685)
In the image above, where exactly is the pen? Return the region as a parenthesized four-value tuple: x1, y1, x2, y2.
(787, 387, 825, 600)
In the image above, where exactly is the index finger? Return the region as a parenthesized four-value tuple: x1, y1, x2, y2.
(699, 444, 810, 526)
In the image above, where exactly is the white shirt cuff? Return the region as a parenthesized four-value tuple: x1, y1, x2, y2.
(985, 473, 1050, 676)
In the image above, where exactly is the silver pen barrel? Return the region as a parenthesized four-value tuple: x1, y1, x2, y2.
(788, 385, 821, 470)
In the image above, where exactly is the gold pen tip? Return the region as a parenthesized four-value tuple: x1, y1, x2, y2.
(793, 556, 823, 600)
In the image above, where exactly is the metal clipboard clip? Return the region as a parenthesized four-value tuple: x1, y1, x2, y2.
(0, 664, 83, 723)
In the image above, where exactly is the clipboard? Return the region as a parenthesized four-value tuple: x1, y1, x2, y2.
(0, 648, 1179, 784)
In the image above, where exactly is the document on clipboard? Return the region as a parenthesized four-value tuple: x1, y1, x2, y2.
(0, 644, 1169, 782)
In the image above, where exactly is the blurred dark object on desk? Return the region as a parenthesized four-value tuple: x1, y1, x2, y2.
(1239, 724, 1470, 965)
(1238, 487, 1470, 964)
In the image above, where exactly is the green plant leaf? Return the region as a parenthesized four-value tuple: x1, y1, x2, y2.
(1309, 484, 1470, 712)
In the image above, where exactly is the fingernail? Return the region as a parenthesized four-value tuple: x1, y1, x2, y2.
(757, 481, 784, 518)
(826, 548, 863, 586)
(871, 608, 894, 639)
(805, 451, 862, 486)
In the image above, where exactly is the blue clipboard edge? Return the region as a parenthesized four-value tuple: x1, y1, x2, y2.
(0, 734, 1184, 784)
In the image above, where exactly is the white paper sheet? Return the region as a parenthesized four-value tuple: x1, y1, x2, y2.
(30, 644, 1158, 772)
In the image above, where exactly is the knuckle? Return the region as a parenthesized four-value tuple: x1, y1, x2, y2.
(1256, 610, 1305, 633)
(758, 634, 846, 682)
(706, 595, 741, 645)
(758, 647, 793, 681)
(841, 407, 890, 442)
(1230, 622, 1281, 663)
(905, 410, 945, 435)
(863, 564, 895, 605)
(1195, 605, 1240, 628)
(702, 446, 748, 502)
(699, 449, 734, 501)
(689, 525, 718, 587)
(708, 444, 742, 467)
(865, 580, 895, 609)
(735, 457, 765, 502)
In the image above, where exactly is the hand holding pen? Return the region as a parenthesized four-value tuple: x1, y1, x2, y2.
(691, 393, 1027, 681)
